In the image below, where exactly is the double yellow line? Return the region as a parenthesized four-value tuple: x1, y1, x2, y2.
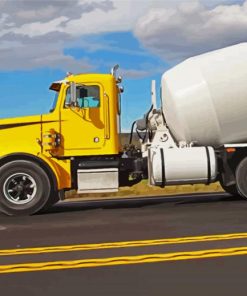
(1, 246, 247, 274)
(1, 232, 247, 256)
(1, 232, 247, 274)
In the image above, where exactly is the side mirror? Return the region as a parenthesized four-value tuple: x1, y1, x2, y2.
(70, 82, 78, 107)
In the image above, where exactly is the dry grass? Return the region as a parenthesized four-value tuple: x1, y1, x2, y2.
(65, 180, 224, 201)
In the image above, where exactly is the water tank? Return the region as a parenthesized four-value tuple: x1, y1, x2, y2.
(162, 43, 247, 147)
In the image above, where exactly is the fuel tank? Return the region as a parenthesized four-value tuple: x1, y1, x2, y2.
(162, 43, 247, 147)
(148, 146, 217, 186)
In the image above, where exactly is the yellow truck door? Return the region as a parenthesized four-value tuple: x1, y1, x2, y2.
(60, 83, 108, 156)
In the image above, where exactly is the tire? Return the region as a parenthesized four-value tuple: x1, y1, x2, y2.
(219, 174, 239, 196)
(220, 183, 239, 196)
(236, 157, 247, 199)
(40, 190, 60, 212)
(0, 160, 51, 216)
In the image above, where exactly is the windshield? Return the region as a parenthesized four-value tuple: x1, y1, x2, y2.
(49, 91, 59, 113)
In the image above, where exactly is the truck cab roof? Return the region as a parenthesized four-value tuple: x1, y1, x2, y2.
(50, 73, 115, 91)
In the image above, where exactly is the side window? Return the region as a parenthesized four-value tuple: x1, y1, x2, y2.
(65, 85, 100, 108)
(77, 85, 100, 108)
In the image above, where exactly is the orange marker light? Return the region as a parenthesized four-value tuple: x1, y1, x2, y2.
(226, 148, 236, 153)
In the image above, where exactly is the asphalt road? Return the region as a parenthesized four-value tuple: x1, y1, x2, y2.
(1, 192, 247, 295)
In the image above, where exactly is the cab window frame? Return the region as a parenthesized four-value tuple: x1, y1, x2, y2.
(64, 84, 101, 109)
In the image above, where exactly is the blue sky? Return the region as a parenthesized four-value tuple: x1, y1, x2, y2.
(0, 0, 246, 130)
(0, 30, 168, 130)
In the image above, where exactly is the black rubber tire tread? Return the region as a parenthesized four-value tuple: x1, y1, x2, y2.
(236, 157, 247, 199)
(220, 182, 239, 196)
(0, 160, 51, 216)
(40, 190, 60, 212)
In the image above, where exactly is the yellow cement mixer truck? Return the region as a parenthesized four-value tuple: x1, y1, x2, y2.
(0, 43, 247, 216)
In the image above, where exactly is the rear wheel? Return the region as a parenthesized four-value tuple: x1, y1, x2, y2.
(220, 182, 239, 196)
(0, 160, 51, 216)
(219, 171, 239, 196)
(236, 157, 247, 199)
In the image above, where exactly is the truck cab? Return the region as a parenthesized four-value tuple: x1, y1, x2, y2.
(45, 73, 121, 157)
(0, 69, 140, 216)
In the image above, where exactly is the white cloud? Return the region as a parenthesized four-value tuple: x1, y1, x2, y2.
(0, 38, 92, 72)
(63, 0, 151, 36)
(0, 0, 245, 71)
(134, 0, 247, 62)
(119, 68, 152, 79)
(0, 0, 152, 71)
(119, 63, 166, 79)
(0, 0, 115, 71)
(7, 17, 69, 38)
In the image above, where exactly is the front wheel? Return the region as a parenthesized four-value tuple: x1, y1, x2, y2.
(0, 160, 51, 216)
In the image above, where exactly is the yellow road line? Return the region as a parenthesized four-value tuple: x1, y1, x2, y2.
(2, 232, 247, 256)
(1, 246, 247, 274)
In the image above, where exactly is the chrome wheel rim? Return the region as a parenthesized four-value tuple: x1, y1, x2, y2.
(3, 173, 37, 205)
